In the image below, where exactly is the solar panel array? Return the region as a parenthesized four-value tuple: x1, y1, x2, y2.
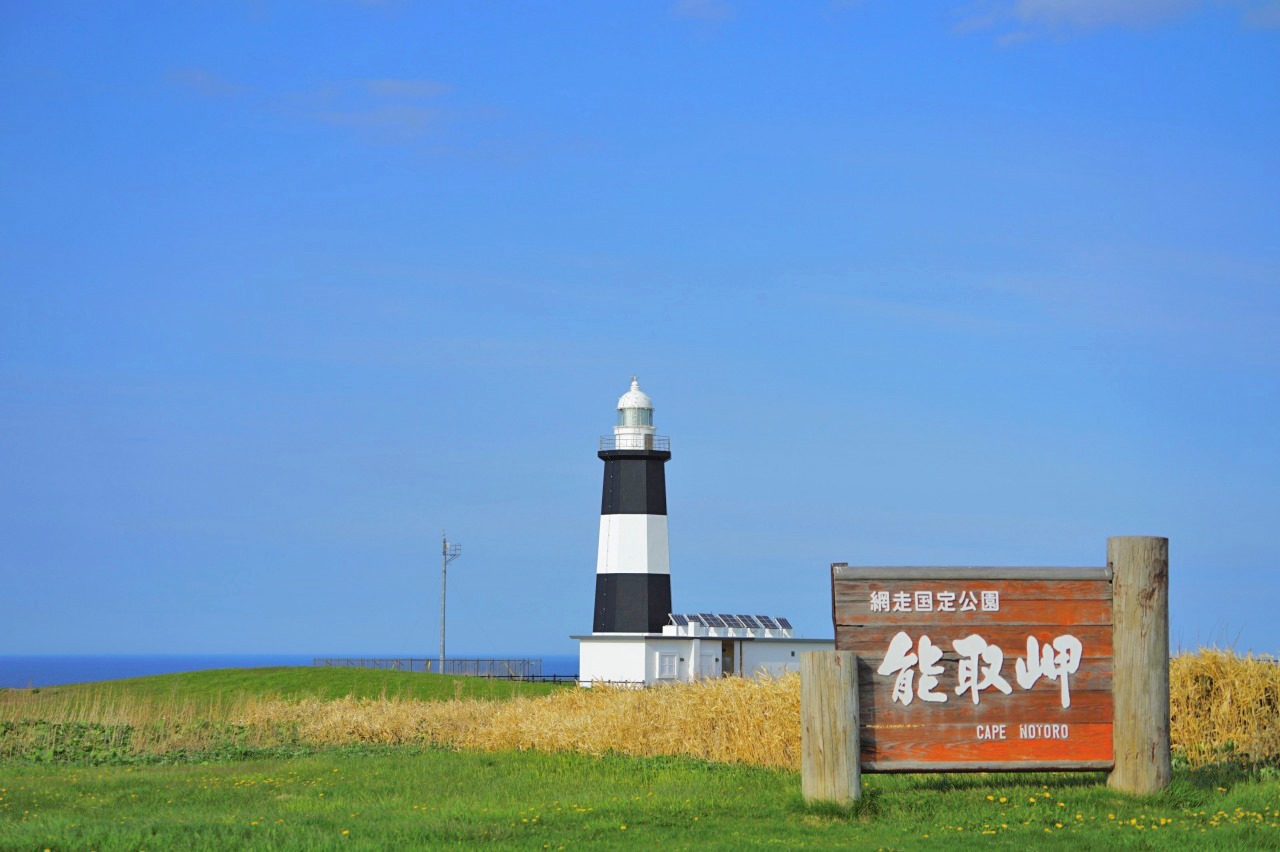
(668, 613, 793, 631)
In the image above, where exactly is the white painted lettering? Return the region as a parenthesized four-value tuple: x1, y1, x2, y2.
(1015, 634, 1084, 708)
(877, 631, 919, 706)
(1018, 723, 1070, 740)
(953, 634, 1013, 704)
(916, 635, 947, 703)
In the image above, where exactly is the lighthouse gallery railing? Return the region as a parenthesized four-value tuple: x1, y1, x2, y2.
(599, 435, 670, 452)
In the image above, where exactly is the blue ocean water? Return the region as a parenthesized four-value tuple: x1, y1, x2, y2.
(0, 654, 580, 688)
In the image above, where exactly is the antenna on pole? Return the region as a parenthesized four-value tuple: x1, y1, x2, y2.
(440, 530, 462, 673)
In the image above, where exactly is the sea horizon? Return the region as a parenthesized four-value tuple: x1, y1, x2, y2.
(0, 653, 581, 689)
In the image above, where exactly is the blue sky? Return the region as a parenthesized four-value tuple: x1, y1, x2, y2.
(2, 1, 1277, 658)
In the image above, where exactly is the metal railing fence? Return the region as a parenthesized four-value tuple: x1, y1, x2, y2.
(598, 435, 670, 452)
(313, 657, 542, 678)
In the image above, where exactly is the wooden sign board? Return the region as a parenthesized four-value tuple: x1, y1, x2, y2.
(832, 565, 1114, 773)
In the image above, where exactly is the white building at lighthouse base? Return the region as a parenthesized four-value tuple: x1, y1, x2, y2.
(574, 618, 834, 686)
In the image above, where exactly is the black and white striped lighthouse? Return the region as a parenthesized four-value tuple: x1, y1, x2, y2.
(593, 377, 672, 634)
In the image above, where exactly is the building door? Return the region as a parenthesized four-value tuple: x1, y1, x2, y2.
(698, 654, 717, 679)
(721, 640, 736, 677)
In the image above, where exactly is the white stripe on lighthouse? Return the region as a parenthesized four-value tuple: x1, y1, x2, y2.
(595, 514, 670, 575)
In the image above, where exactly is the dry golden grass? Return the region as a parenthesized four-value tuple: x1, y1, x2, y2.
(1171, 648, 1280, 767)
(0, 686, 267, 757)
(238, 673, 803, 768)
(1, 685, 238, 726)
(240, 651, 1279, 769)
(4, 650, 1277, 769)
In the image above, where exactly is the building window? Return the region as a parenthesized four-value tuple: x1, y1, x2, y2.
(617, 408, 653, 427)
(658, 653, 677, 680)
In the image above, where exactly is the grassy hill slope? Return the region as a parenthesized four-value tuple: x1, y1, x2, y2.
(5, 666, 567, 710)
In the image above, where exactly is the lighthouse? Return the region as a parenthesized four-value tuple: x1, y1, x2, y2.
(574, 377, 832, 685)
(593, 376, 672, 634)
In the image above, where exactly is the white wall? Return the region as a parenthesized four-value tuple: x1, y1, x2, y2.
(741, 640, 835, 679)
(642, 637, 696, 684)
(578, 638, 647, 685)
(579, 637, 835, 685)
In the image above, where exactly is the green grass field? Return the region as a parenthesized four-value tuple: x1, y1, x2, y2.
(2, 747, 1278, 849)
(2, 668, 1278, 849)
(9, 666, 566, 708)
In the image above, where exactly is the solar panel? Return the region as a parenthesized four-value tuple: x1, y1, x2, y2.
(670, 613, 689, 626)
(719, 614, 743, 628)
(755, 615, 778, 629)
(776, 617, 793, 630)
(700, 612, 726, 628)
(687, 614, 704, 625)
(738, 614, 761, 628)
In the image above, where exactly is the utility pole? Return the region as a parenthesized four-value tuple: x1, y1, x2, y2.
(440, 530, 461, 673)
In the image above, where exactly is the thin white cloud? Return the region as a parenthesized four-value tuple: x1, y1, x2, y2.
(1013, 0, 1198, 28)
(950, 1, 1008, 34)
(314, 103, 440, 140)
(159, 66, 480, 150)
(955, 0, 1280, 35)
(671, 0, 734, 22)
(166, 67, 245, 98)
(1238, 0, 1280, 27)
(304, 81, 451, 142)
(364, 78, 451, 99)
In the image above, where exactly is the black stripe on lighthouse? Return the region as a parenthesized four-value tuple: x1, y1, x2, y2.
(593, 447, 672, 634)
(600, 455, 668, 515)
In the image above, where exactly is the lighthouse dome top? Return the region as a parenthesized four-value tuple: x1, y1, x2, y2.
(617, 376, 652, 411)
(601, 376, 669, 452)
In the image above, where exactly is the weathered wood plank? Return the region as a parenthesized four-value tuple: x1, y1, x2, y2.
(862, 722, 1114, 765)
(801, 651, 861, 804)
(838, 625, 1115, 659)
(834, 598, 1112, 628)
(1107, 536, 1171, 795)
(833, 579, 1112, 603)
(863, 759, 1113, 773)
(833, 565, 1110, 581)
(858, 687, 1112, 725)
(854, 658, 1113, 691)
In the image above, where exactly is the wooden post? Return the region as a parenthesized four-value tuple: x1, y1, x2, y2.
(1107, 536, 1171, 794)
(800, 650, 861, 804)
